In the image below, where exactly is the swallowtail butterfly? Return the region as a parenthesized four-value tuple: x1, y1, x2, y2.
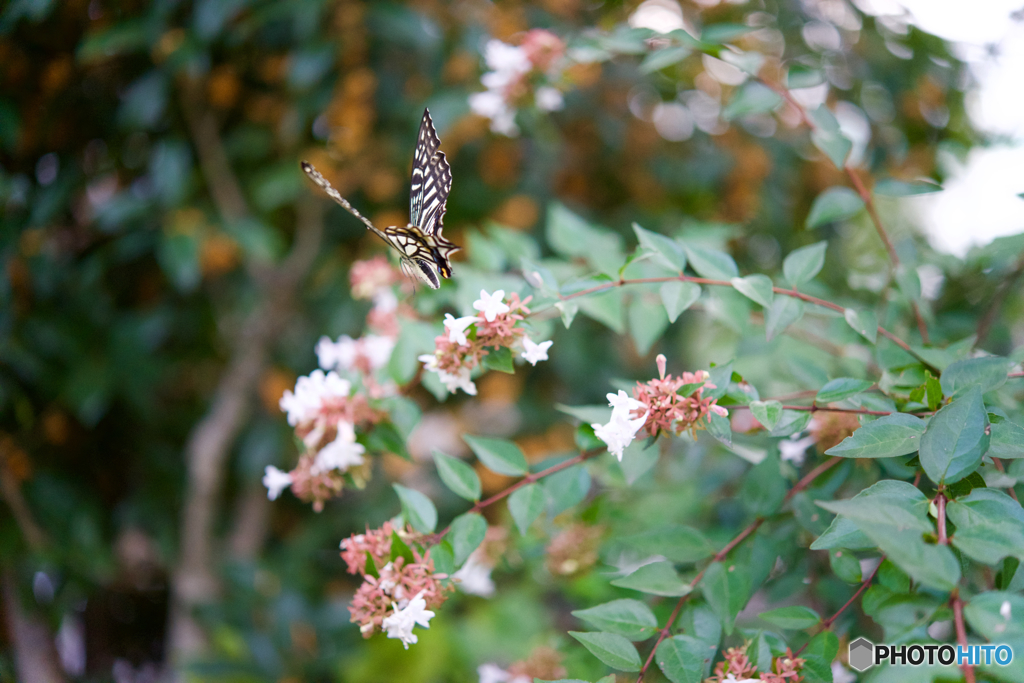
(301, 108, 459, 289)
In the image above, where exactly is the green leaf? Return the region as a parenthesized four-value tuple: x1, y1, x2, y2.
(919, 386, 990, 485)
(656, 635, 715, 683)
(482, 346, 514, 374)
(556, 404, 612, 424)
(722, 81, 782, 120)
(639, 45, 692, 74)
(683, 244, 739, 279)
(450, 512, 487, 566)
(619, 436, 660, 485)
(701, 23, 755, 43)
(805, 187, 864, 228)
(633, 223, 685, 271)
(611, 561, 691, 596)
(568, 632, 642, 672)
(816, 378, 873, 404)
(547, 203, 624, 276)
(874, 178, 942, 196)
(740, 453, 786, 516)
(947, 488, 1024, 565)
(706, 412, 732, 447)
(660, 281, 701, 323)
(464, 435, 529, 476)
(730, 274, 774, 308)
(393, 484, 438, 534)
(508, 483, 546, 536)
(940, 356, 1014, 397)
(758, 605, 821, 630)
(770, 409, 813, 437)
(809, 105, 852, 169)
(390, 530, 415, 565)
(699, 561, 750, 635)
(782, 241, 828, 286)
(800, 631, 839, 683)
(572, 599, 658, 640)
(786, 65, 824, 89)
(629, 296, 669, 356)
(811, 516, 875, 551)
(990, 417, 1024, 458)
(433, 450, 481, 501)
(828, 549, 863, 583)
(543, 464, 591, 516)
(429, 540, 454, 576)
(964, 591, 1024, 642)
(844, 308, 878, 344)
(556, 300, 578, 329)
(621, 526, 714, 564)
(895, 263, 922, 301)
(749, 400, 783, 431)
(765, 296, 805, 341)
(579, 289, 625, 334)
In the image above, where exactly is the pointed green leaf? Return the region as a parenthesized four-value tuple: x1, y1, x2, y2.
(919, 386, 990, 485)
(816, 378, 873, 404)
(656, 635, 715, 683)
(947, 489, 1024, 565)
(844, 308, 878, 344)
(556, 300, 578, 328)
(825, 413, 927, 458)
(464, 435, 529, 476)
(749, 400, 783, 431)
(450, 512, 487, 567)
(783, 241, 828, 286)
(940, 356, 1014, 397)
(990, 417, 1024, 459)
(809, 105, 852, 169)
(579, 289, 625, 334)
(433, 449, 481, 501)
(874, 178, 942, 196)
(639, 45, 692, 74)
(682, 244, 739, 279)
(660, 281, 701, 323)
(805, 187, 864, 228)
(633, 223, 685, 271)
(699, 561, 750, 635)
(722, 81, 783, 120)
(730, 274, 774, 308)
(621, 526, 714, 564)
(611, 561, 691, 597)
(393, 484, 438, 533)
(800, 631, 839, 683)
(482, 346, 514, 373)
(758, 605, 821, 630)
(572, 599, 658, 640)
(568, 632, 642, 672)
(765, 296, 805, 341)
(629, 296, 669, 356)
(508, 483, 546, 536)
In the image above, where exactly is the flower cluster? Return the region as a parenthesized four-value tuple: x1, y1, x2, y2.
(591, 390, 649, 460)
(469, 29, 567, 136)
(706, 643, 805, 683)
(632, 354, 729, 439)
(341, 522, 451, 647)
(546, 523, 604, 577)
(419, 289, 551, 396)
(265, 257, 407, 510)
(478, 647, 567, 683)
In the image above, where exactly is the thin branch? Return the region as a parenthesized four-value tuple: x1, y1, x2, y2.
(794, 559, 883, 657)
(991, 459, 1019, 503)
(431, 448, 604, 542)
(936, 492, 948, 545)
(731, 403, 895, 417)
(635, 457, 842, 682)
(953, 590, 977, 683)
(1, 570, 66, 683)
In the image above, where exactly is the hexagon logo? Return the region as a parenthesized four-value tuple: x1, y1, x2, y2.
(849, 637, 875, 672)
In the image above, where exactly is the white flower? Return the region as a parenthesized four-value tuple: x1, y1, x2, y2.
(381, 591, 435, 649)
(470, 90, 506, 118)
(419, 354, 478, 396)
(483, 39, 531, 77)
(316, 335, 357, 371)
(444, 314, 480, 346)
(362, 334, 396, 369)
(722, 675, 760, 683)
(418, 353, 439, 372)
(477, 664, 530, 683)
(453, 553, 495, 597)
(373, 288, 398, 312)
(312, 427, 366, 474)
(1001, 600, 1012, 620)
(831, 662, 856, 683)
(279, 370, 351, 426)
(592, 390, 648, 460)
(472, 289, 510, 322)
(520, 337, 553, 365)
(262, 466, 292, 500)
(778, 433, 817, 466)
(535, 86, 564, 111)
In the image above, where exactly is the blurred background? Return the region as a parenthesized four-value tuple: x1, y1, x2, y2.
(1, 0, 1022, 681)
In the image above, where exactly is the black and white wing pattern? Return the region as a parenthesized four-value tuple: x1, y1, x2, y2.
(409, 108, 452, 238)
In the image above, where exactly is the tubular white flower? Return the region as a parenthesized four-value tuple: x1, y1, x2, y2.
(439, 367, 477, 396)
(362, 334, 396, 369)
(592, 390, 649, 460)
(262, 466, 292, 500)
(520, 336, 553, 365)
(535, 86, 564, 111)
(607, 390, 645, 417)
(381, 591, 435, 649)
(472, 289, 511, 322)
(312, 426, 366, 474)
(778, 433, 817, 466)
(483, 39, 531, 76)
(315, 335, 358, 371)
(452, 553, 495, 597)
(279, 370, 352, 426)
(443, 313, 480, 346)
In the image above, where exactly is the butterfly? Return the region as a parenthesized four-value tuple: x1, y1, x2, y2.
(301, 108, 459, 289)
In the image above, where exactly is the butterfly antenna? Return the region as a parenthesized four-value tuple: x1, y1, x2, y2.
(300, 161, 386, 239)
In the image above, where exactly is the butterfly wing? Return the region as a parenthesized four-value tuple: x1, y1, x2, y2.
(409, 109, 452, 238)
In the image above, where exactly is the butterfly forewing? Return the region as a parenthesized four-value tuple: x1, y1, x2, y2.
(409, 109, 452, 238)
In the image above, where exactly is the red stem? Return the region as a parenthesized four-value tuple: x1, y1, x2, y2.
(936, 492, 948, 545)
(635, 457, 842, 682)
(731, 403, 895, 417)
(953, 591, 977, 683)
(991, 459, 1019, 502)
(793, 558, 883, 657)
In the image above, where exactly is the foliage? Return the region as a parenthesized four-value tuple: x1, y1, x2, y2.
(1, 1, 1023, 682)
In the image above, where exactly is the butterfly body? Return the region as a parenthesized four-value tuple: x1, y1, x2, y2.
(301, 108, 458, 289)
